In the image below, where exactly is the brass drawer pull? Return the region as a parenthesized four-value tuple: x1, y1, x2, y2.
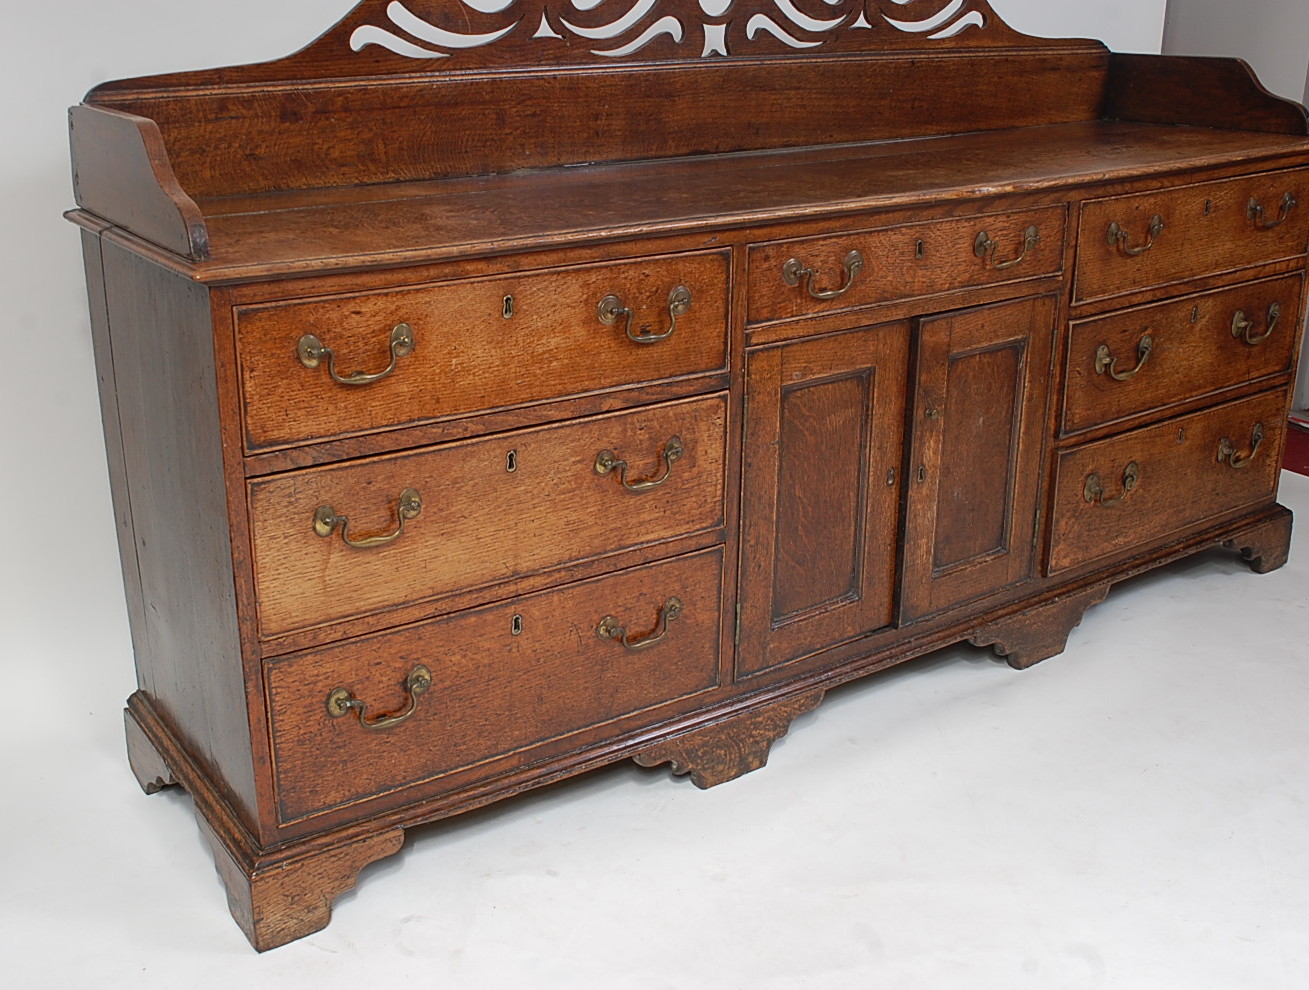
(297, 322, 415, 386)
(782, 249, 864, 301)
(326, 664, 431, 731)
(1095, 333, 1153, 381)
(1107, 215, 1165, 257)
(597, 285, 692, 344)
(1247, 192, 1298, 230)
(1231, 302, 1281, 346)
(595, 435, 683, 492)
(313, 487, 422, 548)
(974, 225, 1040, 270)
(597, 596, 683, 651)
(1083, 461, 1139, 506)
(1217, 422, 1265, 469)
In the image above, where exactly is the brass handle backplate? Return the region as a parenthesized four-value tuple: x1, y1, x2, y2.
(297, 322, 415, 386)
(1107, 215, 1165, 257)
(1095, 333, 1153, 381)
(1084, 461, 1139, 506)
(1247, 192, 1298, 230)
(314, 487, 422, 548)
(595, 435, 684, 492)
(974, 225, 1040, 270)
(598, 285, 692, 344)
(326, 664, 431, 731)
(782, 249, 864, 301)
(1231, 302, 1281, 346)
(596, 596, 683, 651)
(1218, 422, 1265, 469)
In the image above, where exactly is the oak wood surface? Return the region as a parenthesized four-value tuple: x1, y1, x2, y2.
(1062, 273, 1304, 437)
(248, 393, 727, 639)
(236, 250, 729, 452)
(1047, 389, 1288, 575)
(267, 548, 723, 822)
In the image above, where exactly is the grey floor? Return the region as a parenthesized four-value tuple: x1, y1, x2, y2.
(5, 474, 1307, 988)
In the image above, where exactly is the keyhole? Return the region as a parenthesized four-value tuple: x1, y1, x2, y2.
(506, 450, 518, 473)
(503, 295, 515, 319)
(1191, 306, 1199, 324)
(915, 239, 925, 260)
(511, 614, 523, 636)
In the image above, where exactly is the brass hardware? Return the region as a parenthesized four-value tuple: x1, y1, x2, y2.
(915, 239, 925, 260)
(326, 664, 431, 731)
(506, 449, 518, 473)
(925, 406, 942, 420)
(503, 295, 515, 319)
(313, 487, 422, 548)
(973, 225, 1040, 270)
(594, 435, 683, 492)
(1094, 333, 1153, 381)
(1107, 215, 1165, 257)
(1204, 199, 1213, 216)
(917, 464, 927, 483)
(886, 468, 897, 486)
(1231, 302, 1281, 346)
(596, 596, 683, 651)
(1217, 422, 1265, 469)
(1247, 192, 1298, 230)
(1191, 306, 1200, 324)
(781, 250, 864, 301)
(1083, 461, 1139, 506)
(297, 322, 415, 386)
(1177, 428, 1186, 445)
(597, 285, 691, 344)
(511, 614, 523, 636)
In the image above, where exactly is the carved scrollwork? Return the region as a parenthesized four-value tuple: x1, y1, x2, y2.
(346, 0, 1006, 63)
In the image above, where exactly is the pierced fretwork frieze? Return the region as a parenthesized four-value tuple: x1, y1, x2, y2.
(344, 0, 1014, 64)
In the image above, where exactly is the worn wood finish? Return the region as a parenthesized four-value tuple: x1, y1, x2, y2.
(737, 324, 908, 677)
(1062, 274, 1304, 437)
(899, 294, 1056, 621)
(747, 206, 1066, 325)
(236, 250, 729, 451)
(633, 690, 825, 789)
(1047, 390, 1288, 575)
(70, 0, 1309, 952)
(249, 393, 726, 638)
(1075, 168, 1309, 304)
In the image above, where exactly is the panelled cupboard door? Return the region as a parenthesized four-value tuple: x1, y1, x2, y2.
(899, 294, 1056, 622)
(737, 323, 909, 678)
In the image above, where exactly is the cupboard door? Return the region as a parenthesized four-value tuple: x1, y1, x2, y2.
(899, 295, 1055, 622)
(738, 323, 910, 677)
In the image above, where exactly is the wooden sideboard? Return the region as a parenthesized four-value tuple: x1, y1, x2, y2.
(69, 0, 1309, 950)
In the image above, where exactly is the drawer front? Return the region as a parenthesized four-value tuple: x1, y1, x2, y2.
(1062, 273, 1304, 436)
(249, 393, 727, 638)
(236, 251, 729, 451)
(1075, 169, 1309, 304)
(267, 549, 723, 823)
(747, 206, 1066, 325)
(1047, 390, 1286, 575)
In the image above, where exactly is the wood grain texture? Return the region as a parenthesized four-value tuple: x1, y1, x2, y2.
(248, 393, 726, 639)
(236, 250, 728, 452)
(1075, 168, 1309, 304)
(633, 690, 825, 788)
(1047, 390, 1288, 575)
(738, 324, 908, 677)
(1062, 274, 1304, 437)
(268, 549, 723, 822)
(747, 206, 1066, 325)
(1222, 504, 1294, 574)
(968, 583, 1110, 670)
(899, 294, 1055, 621)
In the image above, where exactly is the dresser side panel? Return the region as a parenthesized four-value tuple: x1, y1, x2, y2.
(99, 242, 258, 827)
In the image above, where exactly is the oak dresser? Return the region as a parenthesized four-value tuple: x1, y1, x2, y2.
(69, 0, 1309, 950)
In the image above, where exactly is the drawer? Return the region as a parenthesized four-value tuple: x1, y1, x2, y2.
(266, 548, 724, 823)
(235, 250, 729, 451)
(1062, 274, 1304, 436)
(747, 206, 1065, 325)
(1075, 169, 1309, 304)
(1047, 390, 1286, 575)
(248, 393, 727, 638)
